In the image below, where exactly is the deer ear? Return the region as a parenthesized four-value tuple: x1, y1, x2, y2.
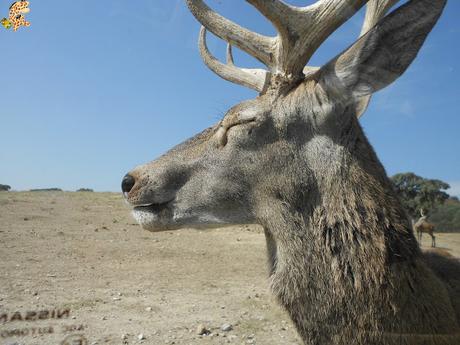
(320, 0, 447, 98)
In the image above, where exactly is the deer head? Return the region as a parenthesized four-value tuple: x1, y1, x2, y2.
(123, 0, 446, 234)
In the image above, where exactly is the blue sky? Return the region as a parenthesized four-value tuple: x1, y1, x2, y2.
(0, 0, 459, 196)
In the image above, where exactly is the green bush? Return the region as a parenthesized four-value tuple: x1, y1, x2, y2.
(0, 184, 11, 191)
(76, 188, 94, 192)
(430, 198, 460, 232)
(30, 188, 62, 192)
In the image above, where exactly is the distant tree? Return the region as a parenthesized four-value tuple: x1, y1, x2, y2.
(0, 184, 11, 191)
(391, 172, 450, 218)
(76, 188, 94, 192)
(430, 198, 460, 232)
(30, 188, 62, 192)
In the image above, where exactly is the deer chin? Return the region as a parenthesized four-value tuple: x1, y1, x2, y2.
(132, 200, 178, 232)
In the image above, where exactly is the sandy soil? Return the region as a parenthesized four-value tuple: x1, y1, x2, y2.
(1, 192, 459, 345)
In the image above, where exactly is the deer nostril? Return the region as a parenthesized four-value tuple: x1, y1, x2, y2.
(121, 174, 136, 194)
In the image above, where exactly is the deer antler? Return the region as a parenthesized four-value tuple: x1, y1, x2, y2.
(360, 0, 399, 36)
(420, 208, 426, 217)
(187, 0, 400, 94)
(186, 0, 274, 66)
(355, 0, 399, 117)
(198, 28, 269, 93)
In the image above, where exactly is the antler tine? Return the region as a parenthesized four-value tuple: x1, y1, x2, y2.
(360, 0, 399, 36)
(198, 27, 269, 93)
(356, 0, 399, 118)
(246, 0, 299, 39)
(226, 44, 234, 66)
(301, 1, 370, 59)
(186, 0, 275, 67)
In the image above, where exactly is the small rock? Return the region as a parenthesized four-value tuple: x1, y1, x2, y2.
(196, 324, 210, 335)
(137, 333, 145, 340)
(145, 307, 153, 312)
(221, 323, 233, 332)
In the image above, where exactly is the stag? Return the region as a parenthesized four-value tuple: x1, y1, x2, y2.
(122, 0, 460, 344)
(414, 210, 437, 247)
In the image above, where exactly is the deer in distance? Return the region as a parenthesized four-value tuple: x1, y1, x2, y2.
(414, 210, 437, 248)
(122, 0, 460, 344)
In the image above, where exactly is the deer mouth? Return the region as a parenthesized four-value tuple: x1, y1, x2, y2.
(131, 199, 177, 231)
(132, 199, 174, 212)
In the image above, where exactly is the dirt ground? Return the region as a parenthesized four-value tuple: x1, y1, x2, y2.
(1, 192, 459, 345)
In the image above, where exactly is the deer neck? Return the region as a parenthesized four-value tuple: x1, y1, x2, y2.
(258, 121, 458, 343)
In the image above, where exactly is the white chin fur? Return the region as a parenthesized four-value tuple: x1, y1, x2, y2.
(132, 209, 165, 231)
(131, 208, 227, 231)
